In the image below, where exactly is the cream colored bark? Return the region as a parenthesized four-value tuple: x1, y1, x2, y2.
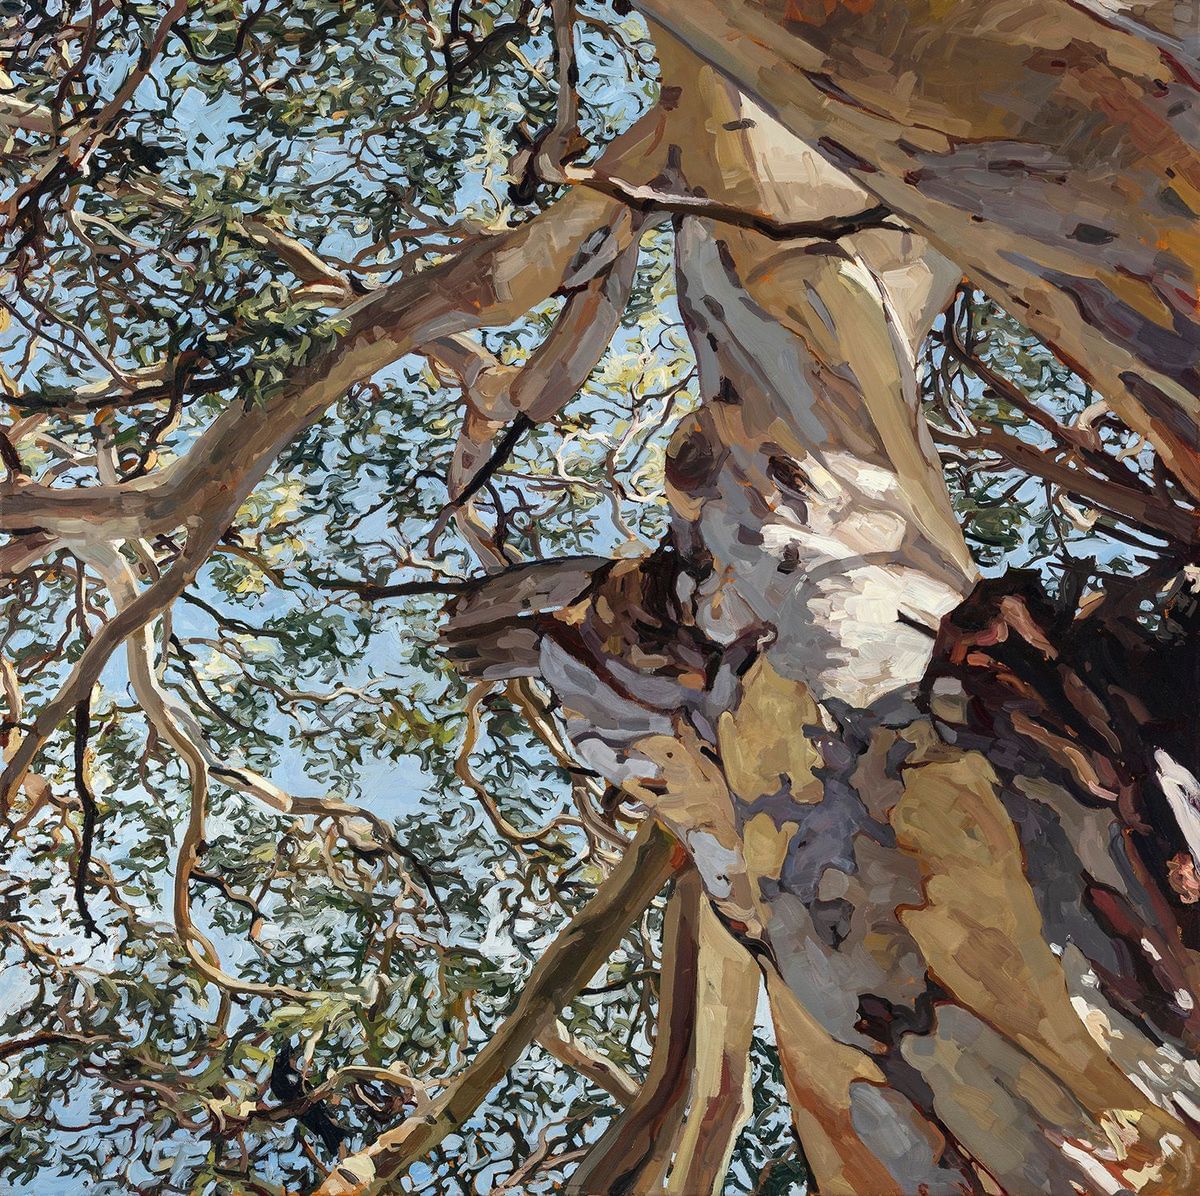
(535, 1020, 640, 1105)
(634, 0, 1200, 503)
(443, 41, 1200, 1194)
(662, 898, 759, 1196)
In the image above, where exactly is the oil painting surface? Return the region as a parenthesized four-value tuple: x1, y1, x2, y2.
(3, 3, 1200, 1193)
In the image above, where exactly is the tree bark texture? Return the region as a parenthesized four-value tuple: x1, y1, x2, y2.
(444, 45, 1200, 1194)
(632, 0, 1200, 505)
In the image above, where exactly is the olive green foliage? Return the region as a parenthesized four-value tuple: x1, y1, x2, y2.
(0, 3, 796, 1192)
(0, 3, 1167, 1193)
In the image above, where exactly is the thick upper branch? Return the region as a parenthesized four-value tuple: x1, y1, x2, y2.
(634, 0, 1200, 500)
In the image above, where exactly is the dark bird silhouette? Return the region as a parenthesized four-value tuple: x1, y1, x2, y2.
(269, 1043, 348, 1157)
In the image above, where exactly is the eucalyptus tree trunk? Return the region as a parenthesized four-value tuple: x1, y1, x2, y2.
(634, 0, 1200, 506)
(444, 44, 1200, 1195)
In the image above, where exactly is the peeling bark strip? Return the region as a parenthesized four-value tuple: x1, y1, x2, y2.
(562, 875, 759, 1196)
(634, 0, 1200, 501)
(437, 49, 1200, 1193)
(663, 896, 759, 1195)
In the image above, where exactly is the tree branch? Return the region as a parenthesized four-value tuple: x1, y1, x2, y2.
(566, 870, 702, 1195)
(314, 819, 684, 1195)
(71, 692, 104, 940)
(0, 189, 642, 542)
(0, 1031, 108, 1061)
(533, 0, 583, 184)
(577, 172, 901, 242)
(934, 423, 1197, 546)
(664, 900, 758, 1195)
(632, 0, 1200, 501)
(535, 1019, 639, 1105)
(428, 229, 647, 562)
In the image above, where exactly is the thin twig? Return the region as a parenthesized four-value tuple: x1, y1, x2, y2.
(72, 695, 104, 940)
(577, 176, 902, 242)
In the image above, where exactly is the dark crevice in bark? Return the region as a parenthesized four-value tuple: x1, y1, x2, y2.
(923, 569, 1200, 1046)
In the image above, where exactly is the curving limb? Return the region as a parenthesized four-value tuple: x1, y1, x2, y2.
(566, 869, 703, 1196)
(635, 0, 1200, 501)
(314, 819, 684, 1195)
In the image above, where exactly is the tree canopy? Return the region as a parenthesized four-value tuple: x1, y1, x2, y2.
(2, 2, 1200, 1194)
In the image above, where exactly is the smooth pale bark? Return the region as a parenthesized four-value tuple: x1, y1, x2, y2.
(633, 0, 1200, 504)
(444, 47, 1200, 1193)
(534, 1020, 640, 1105)
(662, 897, 759, 1196)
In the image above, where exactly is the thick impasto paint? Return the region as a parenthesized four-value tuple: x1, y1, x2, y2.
(3, 3, 1200, 1193)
